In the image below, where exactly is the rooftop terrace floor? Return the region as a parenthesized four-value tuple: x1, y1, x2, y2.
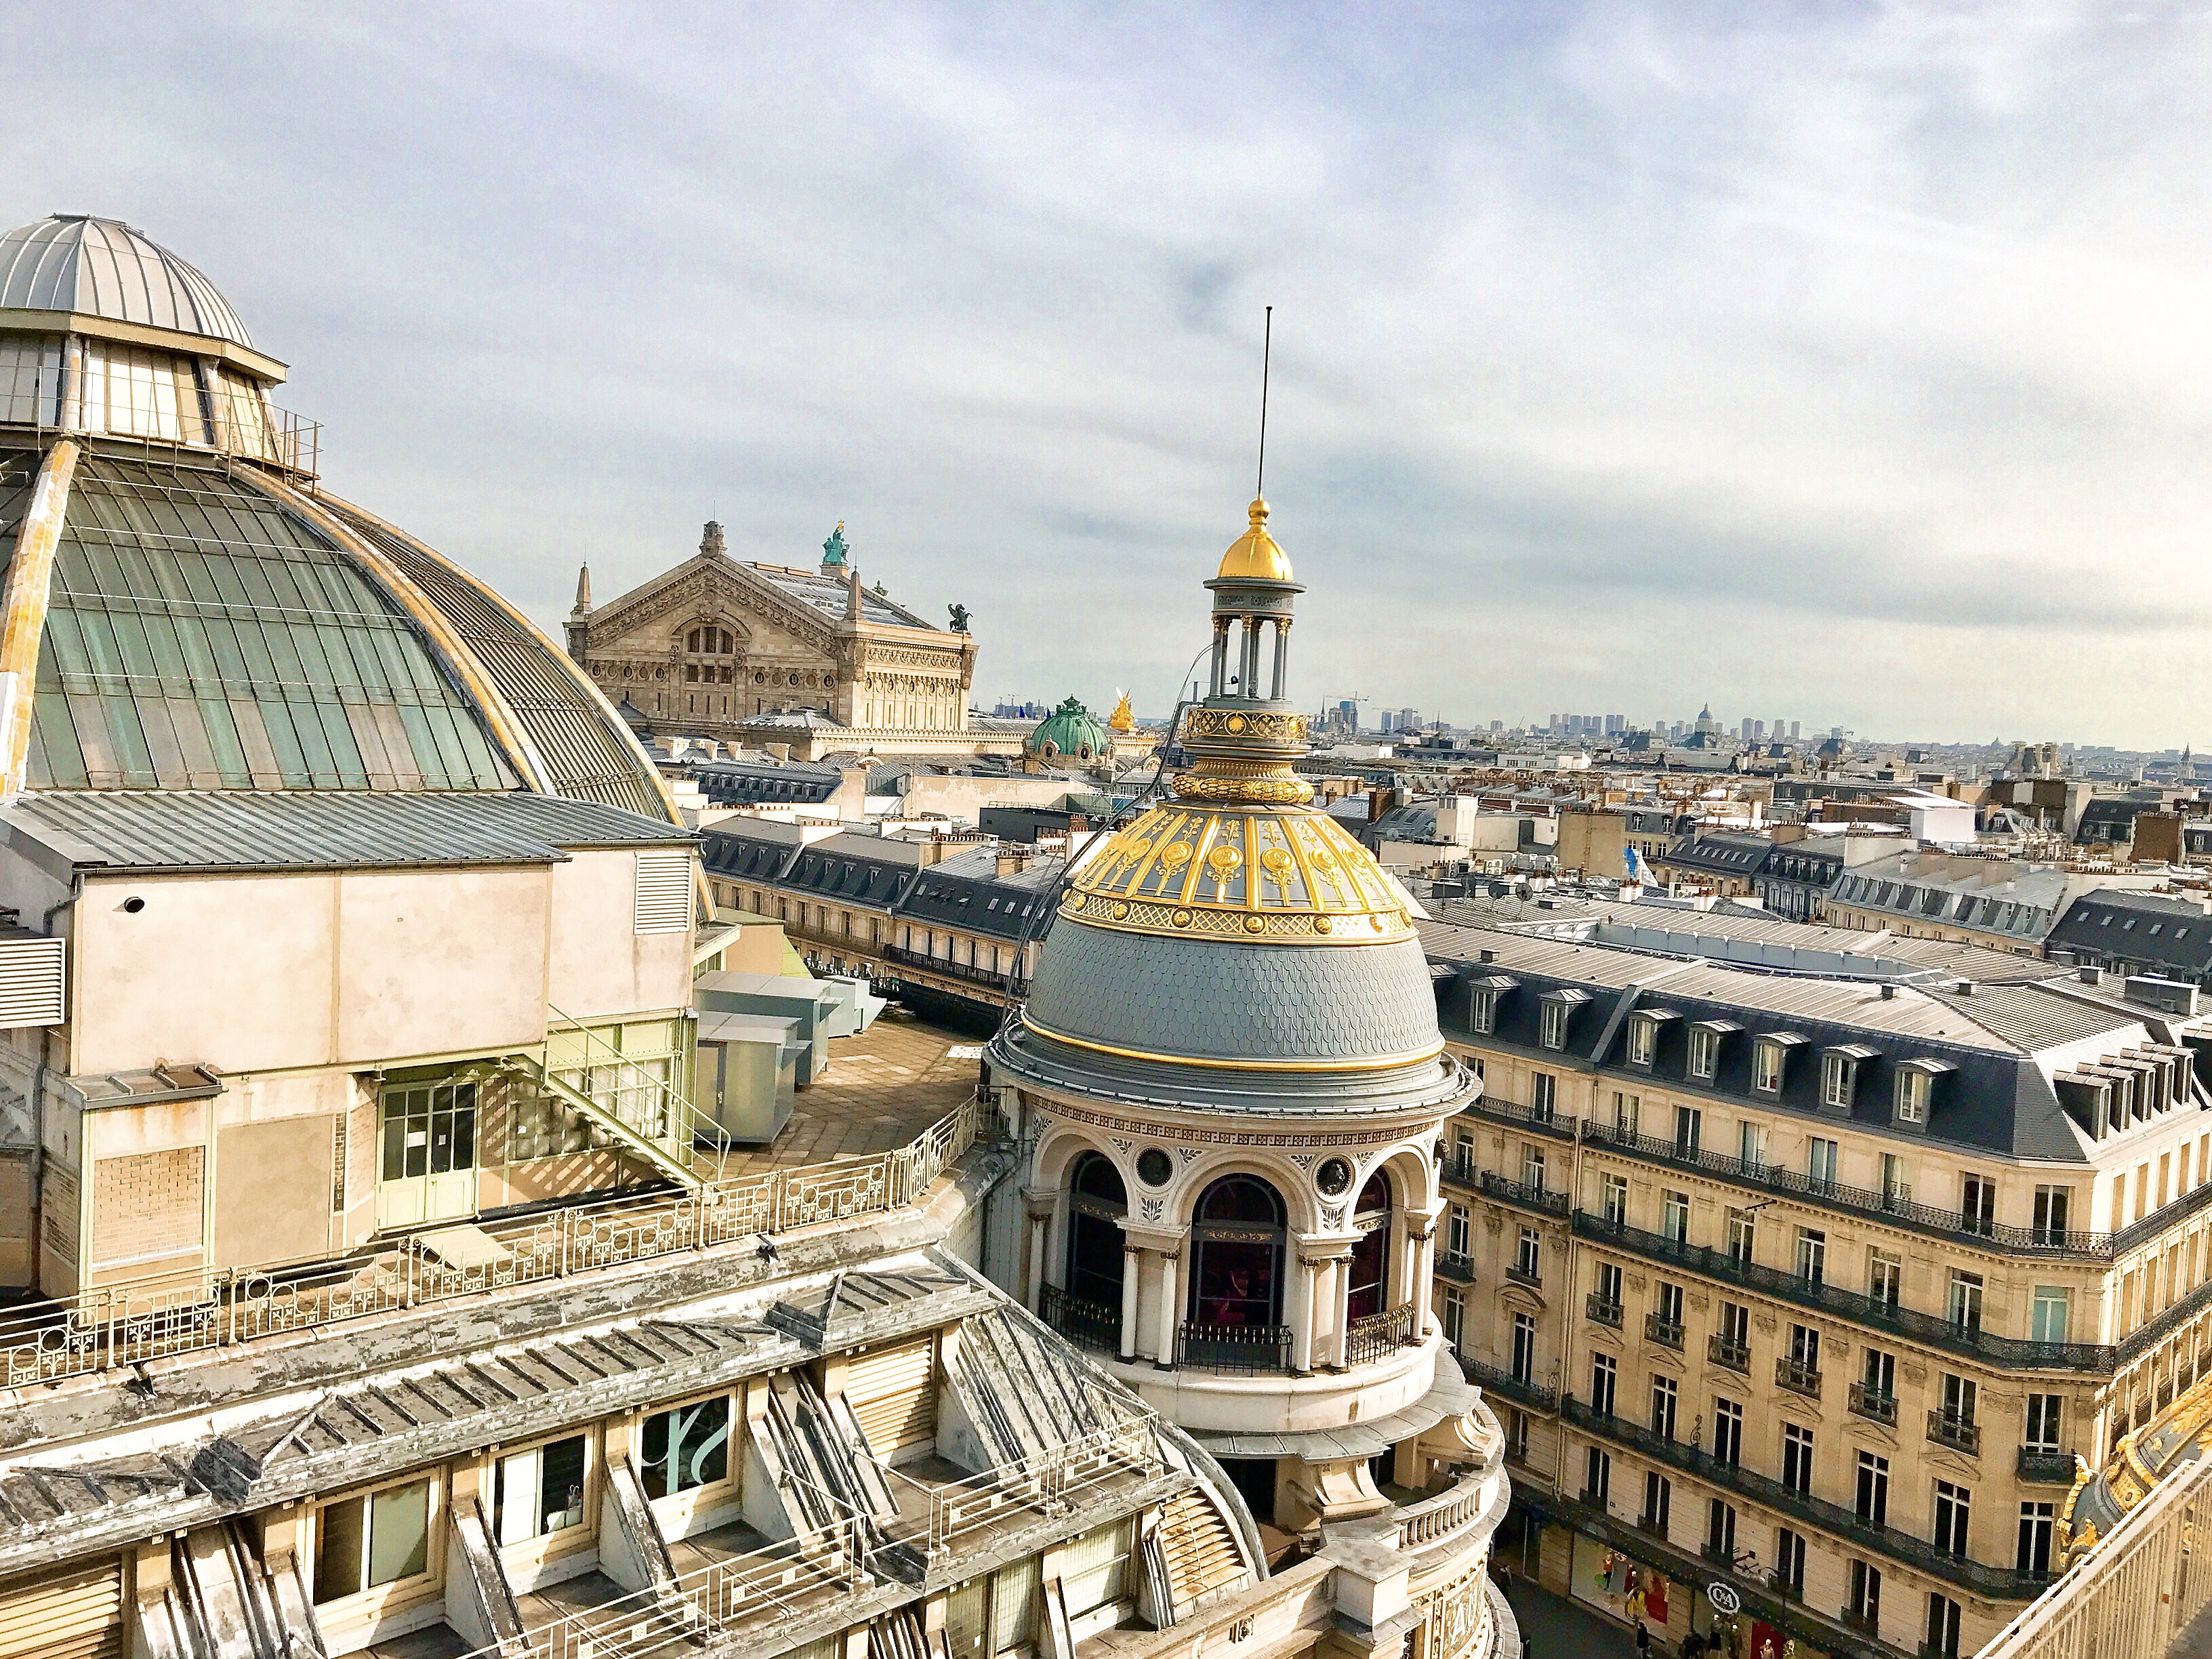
(724, 1004, 987, 1177)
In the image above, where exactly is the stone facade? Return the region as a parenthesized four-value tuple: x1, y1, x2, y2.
(565, 523, 987, 756)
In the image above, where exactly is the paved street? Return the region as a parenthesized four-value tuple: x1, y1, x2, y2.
(1498, 1577, 1640, 1659)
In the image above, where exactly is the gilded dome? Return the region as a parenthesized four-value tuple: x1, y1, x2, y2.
(1216, 497, 1293, 583)
(991, 491, 1461, 1102)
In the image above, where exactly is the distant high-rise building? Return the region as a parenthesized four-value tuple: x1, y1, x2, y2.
(1339, 699, 1358, 730)
(1790, 721, 1801, 740)
(1399, 707, 1420, 733)
(1604, 713, 1625, 735)
(1378, 711, 1395, 733)
(1740, 717, 1756, 740)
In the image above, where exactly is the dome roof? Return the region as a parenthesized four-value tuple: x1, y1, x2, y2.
(1027, 697, 1113, 761)
(1215, 497, 1293, 583)
(991, 493, 1462, 1107)
(0, 216, 255, 350)
(0, 446, 673, 819)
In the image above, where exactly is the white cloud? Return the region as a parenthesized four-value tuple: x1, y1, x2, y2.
(6, 2, 2211, 743)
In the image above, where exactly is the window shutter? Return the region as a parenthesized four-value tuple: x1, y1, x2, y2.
(633, 851, 692, 935)
(0, 937, 64, 1027)
(0, 1562, 124, 1659)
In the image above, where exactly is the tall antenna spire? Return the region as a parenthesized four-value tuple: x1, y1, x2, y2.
(1256, 305, 1273, 499)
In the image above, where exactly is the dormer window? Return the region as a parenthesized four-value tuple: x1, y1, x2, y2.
(1465, 972, 1517, 1036)
(1893, 1058, 1956, 1130)
(1753, 1032, 1805, 1097)
(1688, 1019, 1739, 1083)
(1627, 1008, 1676, 1068)
(1540, 989, 1591, 1052)
(1820, 1045, 1879, 1113)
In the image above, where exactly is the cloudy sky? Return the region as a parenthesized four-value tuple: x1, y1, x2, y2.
(9, 3, 2211, 747)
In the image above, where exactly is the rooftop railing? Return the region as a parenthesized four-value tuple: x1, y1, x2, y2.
(0, 1092, 998, 1389)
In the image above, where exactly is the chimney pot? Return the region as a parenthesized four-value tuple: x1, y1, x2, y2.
(1880, 983, 1896, 1000)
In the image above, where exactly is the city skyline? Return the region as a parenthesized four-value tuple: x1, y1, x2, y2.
(7, 6, 2211, 748)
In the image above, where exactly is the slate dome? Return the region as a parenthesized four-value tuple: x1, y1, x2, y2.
(991, 498, 1463, 1113)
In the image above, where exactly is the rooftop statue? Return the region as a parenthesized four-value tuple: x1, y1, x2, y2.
(948, 602, 971, 633)
(1109, 689, 1135, 731)
(821, 521, 848, 567)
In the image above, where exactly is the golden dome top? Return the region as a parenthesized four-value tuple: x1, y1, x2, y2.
(1216, 497, 1294, 583)
(1063, 799, 1416, 945)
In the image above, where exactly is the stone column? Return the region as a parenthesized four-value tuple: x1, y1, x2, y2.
(1271, 618, 1290, 699)
(1119, 1242, 1142, 1361)
(1155, 1249, 1180, 1368)
(1409, 1222, 1436, 1335)
(1317, 1250, 1353, 1370)
(1024, 1197, 1052, 1312)
(1287, 1248, 1317, 1374)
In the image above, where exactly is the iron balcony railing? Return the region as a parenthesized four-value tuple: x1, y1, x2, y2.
(1561, 1396, 2055, 1601)
(2016, 1446, 2076, 1485)
(1708, 1334, 1750, 1373)
(0, 1094, 998, 1389)
(1928, 1410, 1982, 1456)
(881, 942, 1027, 996)
(1645, 1313, 1685, 1351)
(1575, 1211, 2116, 1373)
(1461, 1094, 1572, 1141)
(1436, 1246, 1478, 1282)
(1776, 1356, 1823, 1399)
(1175, 1320, 1292, 1374)
(1506, 1263, 1542, 1290)
(1346, 1302, 1418, 1366)
(1479, 1170, 1572, 1216)
(1847, 1382, 1900, 1427)
(1039, 1284, 1119, 1355)
(1587, 1294, 1624, 1329)
(1460, 1354, 1559, 1414)
(1580, 1115, 2120, 1259)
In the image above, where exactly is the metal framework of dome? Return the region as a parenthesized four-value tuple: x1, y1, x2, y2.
(0, 214, 677, 824)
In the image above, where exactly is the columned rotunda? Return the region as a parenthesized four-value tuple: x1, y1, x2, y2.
(991, 495, 1513, 1633)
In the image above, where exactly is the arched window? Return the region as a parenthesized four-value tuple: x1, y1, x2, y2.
(1185, 1174, 1288, 1368)
(1052, 1152, 1126, 1351)
(1347, 1170, 1394, 1324)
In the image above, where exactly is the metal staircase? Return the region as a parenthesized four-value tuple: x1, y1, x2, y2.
(515, 1005, 734, 1189)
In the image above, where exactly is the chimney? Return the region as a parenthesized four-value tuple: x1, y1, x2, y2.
(1479, 948, 1497, 964)
(1880, 983, 1895, 999)
(2080, 964, 2101, 985)
(1368, 788, 1387, 823)
(766, 743, 791, 764)
(1954, 979, 1974, 996)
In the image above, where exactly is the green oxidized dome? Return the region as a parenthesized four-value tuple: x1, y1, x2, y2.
(1026, 697, 1114, 762)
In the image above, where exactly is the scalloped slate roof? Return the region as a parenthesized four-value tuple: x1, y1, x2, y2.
(1023, 916, 1441, 1065)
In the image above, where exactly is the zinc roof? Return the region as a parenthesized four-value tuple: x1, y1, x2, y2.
(0, 789, 693, 874)
(0, 215, 253, 348)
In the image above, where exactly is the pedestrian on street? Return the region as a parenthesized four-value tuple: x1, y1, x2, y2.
(1635, 1620, 1652, 1659)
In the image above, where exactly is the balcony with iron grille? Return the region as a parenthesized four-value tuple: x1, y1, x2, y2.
(1040, 1284, 1119, 1355)
(1480, 1170, 1571, 1218)
(1847, 1381, 1899, 1427)
(1576, 1210, 2120, 1374)
(1645, 1313, 1685, 1351)
(1776, 1356, 1822, 1399)
(1927, 1410, 1982, 1456)
(1561, 1396, 2054, 1601)
(1708, 1334, 1750, 1374)
(2017, 1446, 2076, 1485)
(1587, 1294, 1623, 1329)
(1174, 1320, 1292, 1374)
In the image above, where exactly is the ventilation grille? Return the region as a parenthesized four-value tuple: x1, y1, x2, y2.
(0, 937, 64, 1028)
(634, 851, 693, 935)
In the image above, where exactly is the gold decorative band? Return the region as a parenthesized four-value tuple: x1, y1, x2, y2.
(1020, 1011, 1446, 1073)
(1183, 707, 1309, 743)
(1060, 889, 1413, 943)
(1170, 771, 1315, 804)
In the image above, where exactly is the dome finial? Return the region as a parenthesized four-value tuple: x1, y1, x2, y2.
(1216, 495, 1292, 581)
